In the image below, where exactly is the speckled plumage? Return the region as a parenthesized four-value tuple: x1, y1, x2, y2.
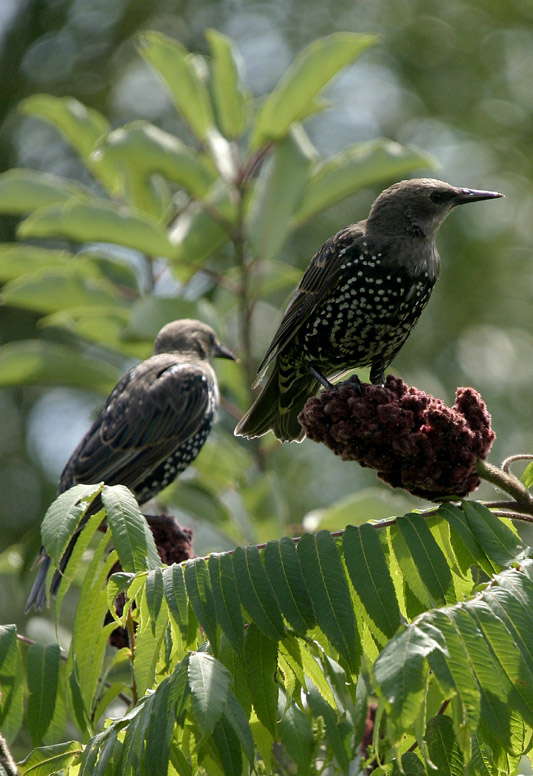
(26, 319, 236, 611)
(235, 178, 502, 442)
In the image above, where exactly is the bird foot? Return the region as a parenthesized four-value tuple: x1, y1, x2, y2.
(347, 373, 363, 396)
(308, 364, 334, 389)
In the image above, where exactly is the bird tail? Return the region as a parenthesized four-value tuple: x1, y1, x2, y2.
(25, 531, 80, 612)
(25, 553, 51, 612)
(235, 368, 317, 443)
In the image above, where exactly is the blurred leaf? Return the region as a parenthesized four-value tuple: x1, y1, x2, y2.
(26, 642, 61, 746)
(250, 32, 378, 149)
(21, 94, 114, 191)
(139, 32, 214, 141)
(162, 480, 230, 525)
(304, 487, 412, 532)
(206, 29, 248, 138)
(40, 308, 133, 353)
(123, 296, 199, 343)
(169, 183, 236, 268)
(102, 485, 161, 573)
(18, 198, 178, 258)
(246, 126, 315, 261)
(0, 340, 119, 391)
(18, 741, 83, 776)
(0, 244, 70, 282)
(1, 264, 129, 314)
(520, 460, 533, 489)
(293, 139, 436, 225)
(0, 169, 90, 214)
(0, 624, 25, 743)
(93, 121, 217, 201)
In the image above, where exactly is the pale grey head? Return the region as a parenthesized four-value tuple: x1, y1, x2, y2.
(153, 319, 237, 361)
(366, 178, 503, 240)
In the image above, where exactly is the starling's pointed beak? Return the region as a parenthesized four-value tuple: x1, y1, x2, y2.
(213, 342, 238, 361)
(453, 188, 504, 205)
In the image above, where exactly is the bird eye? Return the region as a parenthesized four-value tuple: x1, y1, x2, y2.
(429, 190, 452, 204)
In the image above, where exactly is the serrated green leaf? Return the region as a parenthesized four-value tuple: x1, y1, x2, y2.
(263, 536, 315, 633)
(223, 692, 255, 765)
(18, 740, 83, 776)
(188, 652, 231, 737)
(184, 558, 219, 649)
(0, 341, 118, 392)
(425, 714, 464, 776)
(439, 503, 496, 577)
(397, 513, 456, 606)
(18, 198, 178, 258)
(0, 169, 90, 214)
(244, 624, 278, 736)
(144, 675, 181, 776)
(210, 713, 242, 776)
(297, 531, 360, 672)
(41, 483, 103, 564)
(208, 552, 245, 659)
(102, 484, 161, 573)
(26, 643, 61, 745)
(307, 686, 350, 773)
(390, 522, 434, 610)
(374, 623, 445, 730)
(232, 545, 285, 641)
(461, 501, 527, 567)
(67, 535, 117, 726)
(145, 566, 164, 631)
(139, 32, 214, 141)
(293, 139, 435, 225)
(206, 29, 248, 138)
(246, 126, 314, 261)
(343, 523, 401, 644)
(250, 32, 378, 149)
(277, 691, 314, 776)
(163, 563, 189, 639)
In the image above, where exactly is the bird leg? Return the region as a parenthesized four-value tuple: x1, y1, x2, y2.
(369, 363, 385, 386)
(308, 364, 334, 389)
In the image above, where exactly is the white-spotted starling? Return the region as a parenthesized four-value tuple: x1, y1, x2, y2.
(26, 319, 236, 611)
(235, 178, 503, 442)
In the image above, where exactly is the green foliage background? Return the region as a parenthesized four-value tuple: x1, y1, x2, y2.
(0, 1, 532, 772)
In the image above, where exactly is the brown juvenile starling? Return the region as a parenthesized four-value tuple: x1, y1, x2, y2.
(26, 319, 236, 611)
(235, 178, 502, 442)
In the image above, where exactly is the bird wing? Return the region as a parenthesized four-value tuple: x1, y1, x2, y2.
(254, 223, 365, 382)
(58, 355, 213, 493)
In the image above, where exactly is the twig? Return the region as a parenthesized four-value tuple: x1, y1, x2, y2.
(501, 453, 533, 475)
(477, 459, 533, 514)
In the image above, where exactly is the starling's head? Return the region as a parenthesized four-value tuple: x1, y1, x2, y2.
(153, 319, 237, 361)
(366, 178, 503, 240)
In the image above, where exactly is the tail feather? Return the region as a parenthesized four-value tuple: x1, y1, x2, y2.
(235, 368, 317, 442)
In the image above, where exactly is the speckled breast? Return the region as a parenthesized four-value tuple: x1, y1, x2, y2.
(301, 254, 435, 372)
